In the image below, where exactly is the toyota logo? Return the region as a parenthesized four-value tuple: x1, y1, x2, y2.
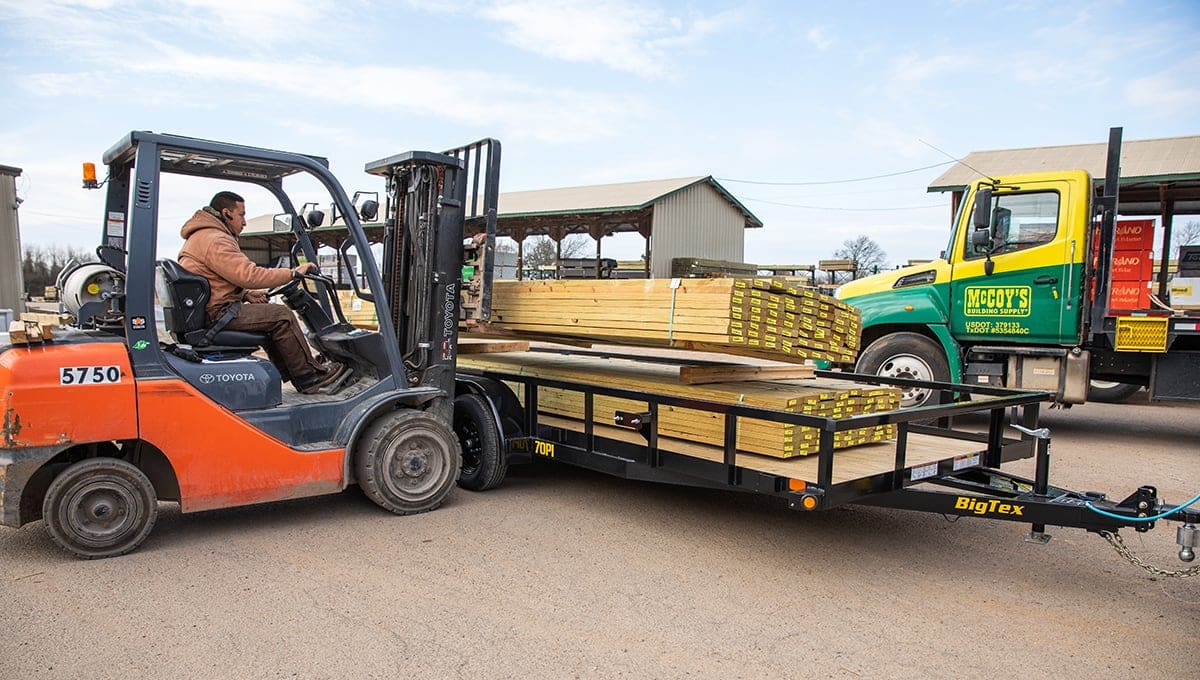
(199, 373, 215, 384)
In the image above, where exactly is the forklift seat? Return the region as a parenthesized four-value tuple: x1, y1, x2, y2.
(155, 259, 267, 352)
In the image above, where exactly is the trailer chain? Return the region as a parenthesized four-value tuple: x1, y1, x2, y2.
(1099, 531, 1200, 579)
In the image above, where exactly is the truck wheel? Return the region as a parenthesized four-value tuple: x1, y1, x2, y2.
(42, 458, 158, 559)
(1087, 380, 1141, 403)
(856, 333, 950, 409)
(454, 394, 507, 491)
(355, 409, 461, 515)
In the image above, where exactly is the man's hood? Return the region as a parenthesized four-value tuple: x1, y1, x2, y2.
(180, 207, 236, 240)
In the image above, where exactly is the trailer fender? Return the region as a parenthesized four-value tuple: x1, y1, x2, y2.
(455, 375, 524, 438)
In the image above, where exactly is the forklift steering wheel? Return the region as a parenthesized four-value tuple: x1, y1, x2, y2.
(266, 275, 305, 297)
(266, 272, 336, 298)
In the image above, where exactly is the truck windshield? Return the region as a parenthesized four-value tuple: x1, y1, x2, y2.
(943, 193, 967, 261)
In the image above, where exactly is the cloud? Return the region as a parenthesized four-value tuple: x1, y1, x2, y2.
(805, 26, 834, 51)
(476, 0, 739, 77)
(1126, 70, 1200, 117)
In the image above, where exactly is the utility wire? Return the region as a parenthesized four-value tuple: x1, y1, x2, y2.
(717, 159, 957, 186)
(738, 196, 945, 212)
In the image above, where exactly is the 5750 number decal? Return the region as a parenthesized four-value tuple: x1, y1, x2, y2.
(60, 366, 122, 385)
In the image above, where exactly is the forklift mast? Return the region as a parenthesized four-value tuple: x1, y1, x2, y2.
(365, 139, 501, 394)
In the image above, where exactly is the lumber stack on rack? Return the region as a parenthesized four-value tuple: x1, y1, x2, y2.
(458, 352, 899, 458)
(477, 278, 861, 364)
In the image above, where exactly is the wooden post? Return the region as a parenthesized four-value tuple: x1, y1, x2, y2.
(512, 226, 527, 281)
(1157, 183, 1174, 300)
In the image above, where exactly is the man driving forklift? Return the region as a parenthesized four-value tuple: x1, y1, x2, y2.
(178, 191, 347, 394)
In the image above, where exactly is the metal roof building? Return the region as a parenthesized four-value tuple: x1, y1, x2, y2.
(491, 175, 761, 278)
(928, 134, 1200, 221)
(240, 174, 763, 279)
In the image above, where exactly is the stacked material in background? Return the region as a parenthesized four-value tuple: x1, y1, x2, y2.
(480, 278, 861, 364)
(458, 351, 899, 458)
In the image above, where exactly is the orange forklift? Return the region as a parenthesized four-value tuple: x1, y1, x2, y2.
(0, 131, 504, 558)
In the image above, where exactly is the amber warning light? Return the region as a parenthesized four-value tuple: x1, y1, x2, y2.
(82, 162, 98, 189)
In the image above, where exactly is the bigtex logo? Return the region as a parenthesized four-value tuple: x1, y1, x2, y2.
(964, 285, 1031, 317)
(955, 497, 1025, 516)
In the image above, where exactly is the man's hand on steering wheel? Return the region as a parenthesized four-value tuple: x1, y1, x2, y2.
(266, 261, 320, 297)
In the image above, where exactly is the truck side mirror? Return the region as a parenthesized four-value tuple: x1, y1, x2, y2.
(973, 188, 993, 231)
(970, 187, 996, 255)
(306, 210, 325, 229)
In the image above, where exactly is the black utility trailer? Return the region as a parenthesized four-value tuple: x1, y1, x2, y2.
(456, 350, 1199, 570)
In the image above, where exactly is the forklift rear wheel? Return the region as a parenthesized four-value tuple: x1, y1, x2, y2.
(1087, 380, 1142, 403)
(42, 457, 158, 559)
(355, 409, 462, 514)
(454, 394, 507, 491)
(856, 333, 950, 409)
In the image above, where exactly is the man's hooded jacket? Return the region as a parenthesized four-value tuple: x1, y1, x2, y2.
(178, 207, 293, 318)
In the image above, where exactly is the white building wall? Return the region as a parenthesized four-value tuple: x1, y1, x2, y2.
(648, 182, 746, 278)
(0, 167, 24, 314)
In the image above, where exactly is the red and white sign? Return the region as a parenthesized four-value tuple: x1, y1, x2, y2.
(1113, 219, 1155, 251)
(1110, 250, 1153, 282)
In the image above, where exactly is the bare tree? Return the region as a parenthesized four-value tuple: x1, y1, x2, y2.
(22, 244, 95, 299)
(833, 234, 888, 281)
(1173, 220, 1200, 258)
(522, 234, 593, 268)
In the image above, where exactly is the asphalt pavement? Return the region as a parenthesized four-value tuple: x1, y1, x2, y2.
(0, 395, 1196, 678)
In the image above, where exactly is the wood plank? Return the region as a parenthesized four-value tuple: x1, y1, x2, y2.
(678, 363, 815, 385)
(8, 321, 53, 345)
(459, 351, 900, 458)
(458, 339, 530, 354)
(539, 414, 973, 485)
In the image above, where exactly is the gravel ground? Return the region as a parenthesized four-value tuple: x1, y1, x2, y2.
(0, 394, 1196, 679)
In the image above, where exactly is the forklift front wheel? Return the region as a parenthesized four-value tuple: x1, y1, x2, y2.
(454, 394, 506, 491)
(42, 457, 158, 559)
(355, 409, 462, 515)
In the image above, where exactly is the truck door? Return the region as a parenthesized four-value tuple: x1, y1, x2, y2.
(949, 179, 1080, 345)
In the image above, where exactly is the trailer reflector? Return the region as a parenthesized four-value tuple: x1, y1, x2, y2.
(788, 479, 806, 491)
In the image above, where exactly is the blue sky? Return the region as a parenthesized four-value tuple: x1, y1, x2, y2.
(2, 0, 1198, 267)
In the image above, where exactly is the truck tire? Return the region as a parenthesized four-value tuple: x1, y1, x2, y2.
(454, 393, 507, 491)
(42, 457, 158, 559)
(1087, 380, 1141, 403)
(355, 409, 461, 515)
(856, 332, 950, 409)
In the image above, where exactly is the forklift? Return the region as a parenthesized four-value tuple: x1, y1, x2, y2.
(0, 131, 501, 558)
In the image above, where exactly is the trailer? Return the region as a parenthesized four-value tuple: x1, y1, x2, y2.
(453, 346, 1199, 574)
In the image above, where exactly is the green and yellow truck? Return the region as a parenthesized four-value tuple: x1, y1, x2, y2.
(836, 128, 1200, 407)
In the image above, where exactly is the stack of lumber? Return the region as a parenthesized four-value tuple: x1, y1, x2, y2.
(335, 289, 379, 329)
(7, 320, 55, 345)
(478, 278, 861, 364)
(458, 352, 899, 458)
(670, 257, 758, 278)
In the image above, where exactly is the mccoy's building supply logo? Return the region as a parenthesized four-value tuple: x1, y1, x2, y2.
(964, 286, 1031, 317)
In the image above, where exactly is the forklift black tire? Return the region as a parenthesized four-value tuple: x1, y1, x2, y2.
(454, 394, 507, 491)
(355, 409, 461, 515)
(1087, 380, 1142, 403)
(856, 332, 950, 409)
(42, 457, 158, 560)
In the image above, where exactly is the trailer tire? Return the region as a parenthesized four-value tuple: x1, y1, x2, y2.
(856, 332, 950, 409)
(43, 457, 158, 559)
(1087, 380, 1141, 403)
(454, 393, 507, 491)
(355, 409, 461, 515)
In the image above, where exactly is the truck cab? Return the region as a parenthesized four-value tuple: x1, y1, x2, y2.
(837, 130, 1200, 407)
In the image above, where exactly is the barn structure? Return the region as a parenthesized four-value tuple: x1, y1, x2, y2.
(239, 175, 762, 280)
